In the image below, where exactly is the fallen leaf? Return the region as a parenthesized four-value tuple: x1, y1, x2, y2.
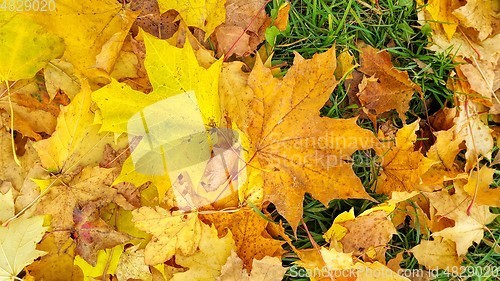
(201, 208, 284, 270)
(217, 250, 286, 281)
(0, 77, 68, 140)
(93, 31, 222, 200)
(0, 216, 47, 280)
(157, 0, 226, 39)
(115, 245, 152, 281)
(34, 166, 117, 234)
(463, 166, 500, 206)
(425, 0, 460, 40)
(171, 222, 235, 281)
(132, 207, 202, 265)
(410, 238, 463, 270)
(0, 188, 14, 224)
(425, 183, 498, 255)
(335, 50, 358, 80)
(74, 244, 123, 281)
(273, 2, 291, 31)
(44, 59, 81, 100)
(26, 0, 137, 79)
(459, 61, 495, 105)
(73, 206, 130, 266)
(130, 0, 179, 39)
(221, 46, 378, 230)
(339, 211, 397, 262)
(454, 100, 494, 171)
(26, 234, 84, 281)
(214, 0, 270, 57)
(357, 45, 421, 119)
(33, 81, 115, 173)
(376, 121, 436, 194)
(452, 0, 495, 41)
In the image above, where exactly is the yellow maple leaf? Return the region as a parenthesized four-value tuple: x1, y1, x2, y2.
(26, 234, 84, 281)
(157, 0, 226, 40)
(74, 244, 123, 281)
(33, 81, 115, 173)
(410, 237, 463, 270)
(0, 216, 48, 280)
(425, 0, 460, 40)
(171, 222, 235, 281)
(376, 121, 436, 194)
(425, 183, 498, 255)
(221, 46, 378, 230)
(201, 208, 284, 270)
(217, 250, 286, 281)
(93, 31, 223, 200)
(132, 207, 202, 265)
(463, 166, 500, 207)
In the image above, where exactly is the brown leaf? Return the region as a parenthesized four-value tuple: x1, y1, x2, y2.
(214, 0, 270, 57)
(201, 208, 284, 271)
(35, 167, 117, 234)
(340, 211, 397, 263)
(357, 45, 421, 119)
(410, 238, 463, 270)
(73, 206, 130, 266)
(130, 0, 179, 39)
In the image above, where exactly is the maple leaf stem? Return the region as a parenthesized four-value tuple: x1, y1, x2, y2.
(5, 81, 21, 167)
(223, 0, 271, 61)
(301, 219, 335, 281)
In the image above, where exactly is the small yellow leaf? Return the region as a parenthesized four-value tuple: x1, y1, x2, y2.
(217, 250, 286, 281)
(115, 246, 152, 281)
(157, 0, 226, 39)
(463, 166, 500, 206)
(132, 207, 202, 265)
(410, 238, 463, 270)
(376, 121, 436, 194)
(0, 216, 48, 279)
(171, 222, 235, 281)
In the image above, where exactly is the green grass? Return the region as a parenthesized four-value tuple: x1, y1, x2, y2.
(264, 0, 500, 280)
(270, 0, 457, 120)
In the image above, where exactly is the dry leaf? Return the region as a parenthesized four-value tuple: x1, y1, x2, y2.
(463, 166, 500, 206)
(132, 207, 202, 265)
(171, 222, 235, 281)
(410, 238, 463, 270)
(214, 0, 270, 56)
(217, 251, 286, 281)
(376, 121, 436, 194)
(357, 45, 421, 119)
(201, 208, 284, 270)
(221, 46, 378, 230)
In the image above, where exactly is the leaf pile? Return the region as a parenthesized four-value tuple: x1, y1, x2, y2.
(0, 0, 498, 280)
